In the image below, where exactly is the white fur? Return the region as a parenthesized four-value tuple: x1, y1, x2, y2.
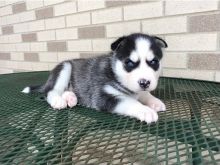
(130, 51, 139, 62)
(104, 85, 125, 97)
(47, 62, 72, 109)
(62, 91, 77, 108)
(113, 97, 158, 124)
(104, 85, 160, 124)
(114, 37, 161, 93)
(22, 87, 30, 94)
(136, 38, 154, 61)
(138, 92, 166, 112)
(47, 91, 67, 109)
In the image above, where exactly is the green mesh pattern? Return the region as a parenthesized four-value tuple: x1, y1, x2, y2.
(0, 72, 220, 165)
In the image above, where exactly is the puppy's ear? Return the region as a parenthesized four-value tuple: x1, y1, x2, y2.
(111, 36, 127, 51)
(153, 36, 168, 48)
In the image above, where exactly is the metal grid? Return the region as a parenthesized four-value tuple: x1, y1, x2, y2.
(0, 72, 220, 165)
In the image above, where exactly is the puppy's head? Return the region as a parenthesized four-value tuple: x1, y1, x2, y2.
(111, 33, 167, 93)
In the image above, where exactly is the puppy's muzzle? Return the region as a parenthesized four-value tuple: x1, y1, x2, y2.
(138, 79, 150, 90)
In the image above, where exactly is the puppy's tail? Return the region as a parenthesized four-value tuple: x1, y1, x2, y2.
(21, 85, 45, 94)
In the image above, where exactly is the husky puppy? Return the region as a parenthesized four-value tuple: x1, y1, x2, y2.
(22, 33, 167, 124)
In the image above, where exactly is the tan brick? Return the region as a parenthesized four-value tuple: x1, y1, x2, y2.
(8, 34, 22, 43)
(48, 63, 59, 70)
(1, 26, 13, 35)
(37, 30, 56, 41)
(47, 41, 67, 52)
(54, 1, 76, 16)
(0, 68, 13, 74)
(4, 61, 16, 69)
(0, 17, 7, 26)
(106, 21, 140, 37)
(13, 69, 29, 73)
(165, 1, 218, 15)
(16, 61, 32, 70)
(142, 16, 187, 35)
(14, 20, 44, 33)
(162, 53, 187, 69)
(67, 40, 92, 51)
(24, 53, 39, 62)
(78, 0, 105, 12)
(92, 8, 122, 24)
(44, 0, 65, 6)
(189, 14, 220, 32)
(13, 22, 29, 33)
(22, 33, 37, 42)
(92, 39, 115, 51)
(124, 2, 163, 20)
(30, 42, 47, 51)
(12, 2, 26, 14)
(66, 13, 91, 27)
(215, 72, 220, 82)
(36, 7, 54, 19)
(80, 52, 102, 59)
(0, 61, 7, 68)
(188, 53, 220, 70)
(0, 36, 8, 43)
(0, 5, 12, 16)
(0, 44, 16, 52)
(165, 34, 217, 51)
(6, 14, 20, 24)
(19, 11, 36, 22)
(16, 43, 30, 52)
(57, 52, 80, 62)
(26, 0, 44, 10)
(31, 62, 49, 71)
(106, 1, 139, 7)
(56, 28, 77, 40)
(45, 17, 65, 30)
(0, 53, 10, 60)
(78, 26, 105, 39)
(38, 52, 58, 62)
(10, 52, 24, 61)
(163, 69, 215, 81)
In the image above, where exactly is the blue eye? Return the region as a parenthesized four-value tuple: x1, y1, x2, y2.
(149, 58, 159, 66)
(124, 59, 140, 72)
(147, 58, 160, 71)
(125, 59, 135, 68)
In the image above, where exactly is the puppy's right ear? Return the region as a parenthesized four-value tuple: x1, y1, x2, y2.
(111, 36, 126, 51)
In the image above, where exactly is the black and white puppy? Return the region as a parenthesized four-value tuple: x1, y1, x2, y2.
(22, 33, 168, 124)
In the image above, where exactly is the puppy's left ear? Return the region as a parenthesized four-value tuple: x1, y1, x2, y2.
(111, 36, 126, 51)
(153, 36, 168, 48)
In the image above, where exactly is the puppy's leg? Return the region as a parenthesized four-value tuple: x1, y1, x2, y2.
(47, 62, 72, 109)
(113, 98, 158, 124)
(138, 92, 166, 112)
(62, 91, 77, 108)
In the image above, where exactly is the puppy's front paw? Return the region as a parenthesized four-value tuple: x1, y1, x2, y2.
(50, 96, 67, 110)
(149, 99, 166, 112)
(135, 107, 158, 124)
(62, 91, 77, 108)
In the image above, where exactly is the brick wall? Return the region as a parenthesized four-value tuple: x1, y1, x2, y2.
(0, 0, 220, 82)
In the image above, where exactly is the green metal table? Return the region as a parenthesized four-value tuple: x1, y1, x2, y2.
(0, 72, 220, 165)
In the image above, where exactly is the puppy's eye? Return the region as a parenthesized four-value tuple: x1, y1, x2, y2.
(125, 59, 135, 68)
(149, 58, 159, 66)
(147, 58, 160, 71)
(124, 59, 139, 72)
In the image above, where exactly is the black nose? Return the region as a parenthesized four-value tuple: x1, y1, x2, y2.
(138, 79, 150, 89)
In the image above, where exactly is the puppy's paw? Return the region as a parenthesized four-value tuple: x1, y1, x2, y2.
(50, 96, 67, 110)
(135, 107, 158, 124)
(148, 99, 166, 112)
(62, 91, 77, 108)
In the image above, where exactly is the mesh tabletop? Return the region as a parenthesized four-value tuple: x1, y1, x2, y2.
(0, 72, 220, 165)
